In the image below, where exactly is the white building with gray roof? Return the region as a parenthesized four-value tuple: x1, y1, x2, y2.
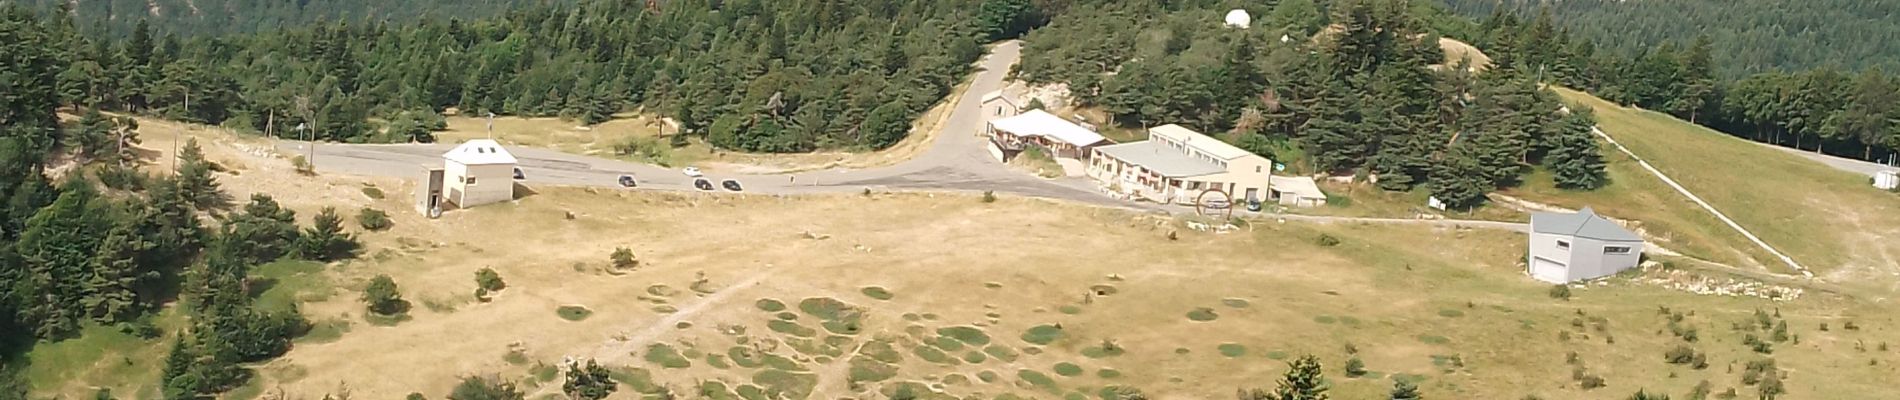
(1527, 207, 1646, 283)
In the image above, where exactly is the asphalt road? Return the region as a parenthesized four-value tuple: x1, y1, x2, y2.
(1762, 143, 1898, 177)
(277, 40, 1111, 205)
(277, 41, 1531, 232)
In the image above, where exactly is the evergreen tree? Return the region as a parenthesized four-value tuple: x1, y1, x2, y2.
(224, 194, 301, 264)
(561, 359, 617, 400)
(295, 206, 358, 261)
(1390, 379, 1421, 400)
(84, 225, 147, 322)
(1429, 146, 1491, 210)
(14, 179, 113, 338)
(1268, 355, 1330, 400)
(862, 102, 913, 150)
(362, 274, 404, 315)
(175, 138, 223, 207)
(1544, 108, 1608, 190)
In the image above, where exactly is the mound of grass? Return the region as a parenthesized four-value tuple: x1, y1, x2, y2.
(529, 363, 559, 382)
(296, 318, 350, 344)
(1264, 350, 1290, 360)
(729, 347, 764, 368)
(977, 370, 1001, 383)
(252, 260, 332, 313)
(644, 343, 692, 369)
(1058, 305, 1084, 314)
(931, 335, 966, 351)
(756, 298, 786, 312)
(1096, 368, 1122, 379)
(860, 286, 895, 300)
(706, 354, 731, 369)
(775, 312, 798, 321)
(1053, 362, 1084, 377)
(1438, 309, 1467, 318)
(751, 369, 818, 400)
(1315, 315, 1338, 324)
(798, 297, 855, 319)
(983, 345, 1020, 362)
(1080, 344, 1126, 359)
(1186, 307, 1220, 322)
(1218, 343, 1248, 358)
(913, 345, 958, 365)
(1221, 298, 1251, 308)
(360, 186, 385, 199)
(937, 326, 992, 345)
(556, 305, 593, 321)
(1418, 335, 1452, 345)
(768, 320, 817, 338)
(1022, 324, 1066, 345)
(859, 340, 904, 364)
(1018, 370, 1062, 394)
(760, 353, 806, 371)
(942, 373, 970, 386)
(607, 367, 664, 394)
(848, 357, 899, 383)
(962, 351, 987, 364)
(698, 381, 738, 400)
(1339, 316, 1364, 327)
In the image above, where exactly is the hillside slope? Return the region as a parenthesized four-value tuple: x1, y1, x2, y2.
(1439, 0, 1900, 78)
(16, 0, 551, 36)
(1537, 88, 1900, 287)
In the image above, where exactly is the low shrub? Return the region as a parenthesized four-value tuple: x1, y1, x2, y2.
(357, 207, 393, 231)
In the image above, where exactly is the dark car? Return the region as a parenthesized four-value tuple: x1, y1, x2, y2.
(617, 175, 638, 188)
(721, 179, 743, 192)
(693, 178, 714, 191)
(512, 167, 525, 180)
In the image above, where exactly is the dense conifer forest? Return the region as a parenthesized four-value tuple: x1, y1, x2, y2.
(9, 0, 547, 36)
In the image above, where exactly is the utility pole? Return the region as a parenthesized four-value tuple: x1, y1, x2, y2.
(486, 112, 496, 140)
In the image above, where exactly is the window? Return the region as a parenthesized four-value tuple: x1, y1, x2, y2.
(1557, 240, 1570, 250)
(465, 176, 477, 185)
(1256, 166, 1262, 173)
(1604, 246, 1632, 255)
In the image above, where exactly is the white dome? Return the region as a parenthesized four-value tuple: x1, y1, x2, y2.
(1224, 9, 1252, 28)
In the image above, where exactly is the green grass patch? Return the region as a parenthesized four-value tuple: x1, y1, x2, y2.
(1314, 315, 1337, 324)
(937, 326, 991, 345)
(859, 339, 904, 364)
(1186, 307, 1219, 322)
(729, 346, 764, 368)
(751, 369, 818, 400)
(913, 345, 958, 365)
(556, 305, 593, 321)
(706, 354, 731, 369)
(360, 186, 385, 199)
(252, 260, 333, 313)
(1417, 335, 1452, 345)
(761, 353, 806, 371)
(1053, 362, 1084, 377)
(848, 357, 899, 383)
(978, 370, 1001, 383)
(1264, 350, 1290, 360)
(983, 345, 1020, 362)
(1438, 309, 1467, 318)
(1218, 343, 1248, 358)
(736, 384, 768, 400)
(775, 312, 798, 321)
(607, 367, 664, 394)
(529, 362, 559, 382)
(962, 351, 987, 364)
(767, 320, 817, 337)
(756, 298, 786, 312)
(1018, 369, 1062, 394)
(644, 343, 692, 369)
(1022, 324, 1066, 345)
(697, 380, 739, 400)
(1080, 345, 1126, 359)
(1221, 298, 1251, 308)
(23, 312, 185, 398)
(931, 335, 966, 351)
(296, 318, 350, 344)
(860, 286, 895, 300)
(1097, 368, 1122, 379)
(1058, 304, 1084, 314)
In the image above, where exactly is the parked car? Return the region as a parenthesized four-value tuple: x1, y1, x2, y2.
(1204, 198, 1231, 209)
(1246, 200, 1262, 212)
(682, 167, 703, 177)
(512, 167, 525, 180)
(617, 175, 638, 188)
(693, 178, 714, 191)
(721, 179, 744, 192)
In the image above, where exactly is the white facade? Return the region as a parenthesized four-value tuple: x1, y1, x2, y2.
(1527, 207, 1646, 283)
(442, 140, 517, 209)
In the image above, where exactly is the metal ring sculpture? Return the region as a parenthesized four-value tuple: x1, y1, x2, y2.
(1193, 188, 1234, 219)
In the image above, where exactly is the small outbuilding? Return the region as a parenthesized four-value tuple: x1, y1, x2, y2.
(1527, 207, 1646, 283)
(1268, 176, 1327, 207)
(441, 139, 518, 210)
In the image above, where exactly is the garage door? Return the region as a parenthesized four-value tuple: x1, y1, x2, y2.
(1530, 257, 1568, 283)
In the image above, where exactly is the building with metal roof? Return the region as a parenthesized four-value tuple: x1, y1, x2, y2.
(1087, 125, 1275, 205)
(1527, 207, 1647, 283)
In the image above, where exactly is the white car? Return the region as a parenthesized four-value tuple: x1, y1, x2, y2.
(682, 167, 703, 177)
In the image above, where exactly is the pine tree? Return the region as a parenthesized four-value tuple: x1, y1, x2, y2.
(1269, 355, 1330, 400)
(1390, 379, 1421, 400)
(84, 226, 147, 322)
(1545, 108, 1608, 190)
(15, 179, 113, 338)
(862, 102, 913, 150)
(225, 194, 301, 264)
(561, 359, 617, 400)
(295, 206, 358, 261)
(1429, 146, 1492, 210)
(175, 138, 222, 207)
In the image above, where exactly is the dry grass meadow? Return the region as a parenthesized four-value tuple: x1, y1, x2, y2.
(24, 109, 1900, 400)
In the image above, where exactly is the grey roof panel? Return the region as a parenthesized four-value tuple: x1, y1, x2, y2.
(1530, 207, 1642, 242)
(1093, 141, 1226, 178)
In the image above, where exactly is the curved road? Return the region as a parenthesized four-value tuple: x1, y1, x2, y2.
(279, 41, 1107, 204)
(279, 41, 1529, 232)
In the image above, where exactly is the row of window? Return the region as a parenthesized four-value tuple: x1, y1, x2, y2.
(1556, 240, 1633, 254)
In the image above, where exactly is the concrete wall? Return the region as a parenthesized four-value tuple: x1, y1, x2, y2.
(445, 161, 514, 208)
(1527, 231, 1645, 283)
